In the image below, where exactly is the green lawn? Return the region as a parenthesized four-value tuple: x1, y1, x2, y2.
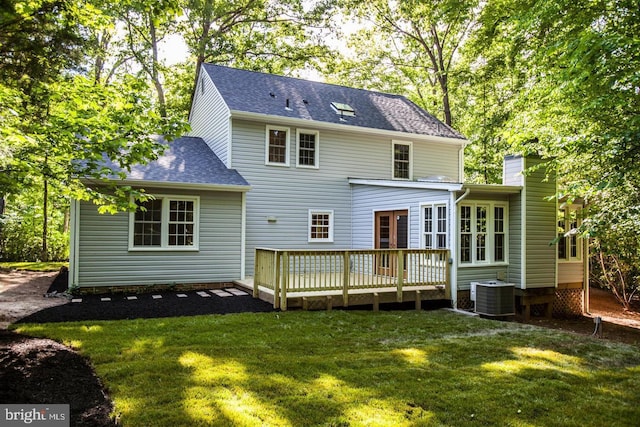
(15, 310, 640, 426)
(0, 261, 68, 272)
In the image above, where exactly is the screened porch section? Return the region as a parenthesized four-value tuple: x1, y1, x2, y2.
(245, 248, 451, 310)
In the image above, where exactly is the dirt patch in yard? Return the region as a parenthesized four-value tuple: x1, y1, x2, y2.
(0, 269, 68, 329)
(1, 270, 639, 426)
(522, 287, 640, 345)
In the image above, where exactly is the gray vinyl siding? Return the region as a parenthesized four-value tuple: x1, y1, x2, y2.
(457, 267, 509, 290)
(76, 188, 243, 287)
(508, 192, 523, 287)
(558, 262, 584, 284)
(188, 72, 231, 165)
(231, 119, 461, 274)
(523, 158, 557, 289)
(350, 185, 451, 250)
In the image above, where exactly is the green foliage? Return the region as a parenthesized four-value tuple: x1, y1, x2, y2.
(0, 206, 68, 262)
(16, 311, 640, 425)
(467, 0, 640, 293)
(326, 0, 479, 127)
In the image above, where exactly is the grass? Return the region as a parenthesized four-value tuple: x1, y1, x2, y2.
(0, 261, 68, 272)
(15, 310, 640, 426)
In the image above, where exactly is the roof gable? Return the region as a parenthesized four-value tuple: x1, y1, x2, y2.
(201, 64, 465, 140)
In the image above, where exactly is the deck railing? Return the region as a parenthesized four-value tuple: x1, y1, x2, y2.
(254, 248, 450, 310)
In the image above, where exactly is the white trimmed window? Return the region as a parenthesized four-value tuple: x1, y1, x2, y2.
(459, 202, 508, 265)
(423, 204, 448, 249)
(130, 196, 199, 250)
(265, 125, 290, 166)
(308, 210, 334, 242)
(558, 205, 582, 261)
(392, 141, 412, 180)
(297, 129, 319, 168)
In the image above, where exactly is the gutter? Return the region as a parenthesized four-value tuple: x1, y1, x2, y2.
(81, 179, 251, 193)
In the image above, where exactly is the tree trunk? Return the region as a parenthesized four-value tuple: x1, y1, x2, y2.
(41, 179, 48, 262)
(148, 12, 167, 118)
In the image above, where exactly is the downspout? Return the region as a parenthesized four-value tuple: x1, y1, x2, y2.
(69, 199, 80, 289)
(240, 192, 246, 280)
(450, 187, 471, 309)
(455, 188, 471, 205)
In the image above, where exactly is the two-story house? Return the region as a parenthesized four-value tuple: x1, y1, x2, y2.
(69, 64, 588, 317)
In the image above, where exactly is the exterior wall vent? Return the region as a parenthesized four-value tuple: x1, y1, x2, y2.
(473, 281, 515, 316)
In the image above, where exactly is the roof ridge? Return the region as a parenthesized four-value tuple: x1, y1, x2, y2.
(202, 63, 410, 100)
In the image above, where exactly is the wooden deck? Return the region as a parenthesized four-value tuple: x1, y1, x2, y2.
(239, 248, 451, 310)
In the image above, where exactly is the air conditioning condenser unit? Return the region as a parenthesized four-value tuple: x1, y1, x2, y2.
(472, 281, 515, 317)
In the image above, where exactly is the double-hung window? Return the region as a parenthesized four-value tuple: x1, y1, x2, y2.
(265, 125, 290, 166)
(130, 196, 199, 250)
(392, 141, 412, 180)
(558, 205, 582, 261)
(308, 210, 334, 242)
(423, 204, 448, 249)
(459, 202, 507, 265)
(297, 129, 319, 168)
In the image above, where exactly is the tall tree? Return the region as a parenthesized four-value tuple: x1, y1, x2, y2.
(328, 0, 479, 127)
(469, 0, 640, 303)
(181, 0, 334, 89)
(116, 0, 182, 118)
(0, 0, 187, 260)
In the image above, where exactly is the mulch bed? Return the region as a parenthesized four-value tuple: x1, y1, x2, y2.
(16, 267, 275, 324)
(16, 290, 275, 324)
(0, 330, 116, 426)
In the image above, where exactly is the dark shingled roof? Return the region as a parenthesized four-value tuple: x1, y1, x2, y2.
(105, 136, 249, 188)
(202, 63, 465, 140)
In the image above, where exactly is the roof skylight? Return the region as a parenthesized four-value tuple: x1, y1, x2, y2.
(330, 102, 355, 117)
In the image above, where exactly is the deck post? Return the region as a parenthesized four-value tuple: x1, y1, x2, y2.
(444, 256, 451, 301)
(281, 252, 288, 311)
(326, 296, 333, 311)
(253, 248, 260, 299)
(342, 251, 350, 307)
(274, 250, 281, 309)
(397, 250, 404, 303)
(415, 290, 421, 311)
(373, 292, 380, 312)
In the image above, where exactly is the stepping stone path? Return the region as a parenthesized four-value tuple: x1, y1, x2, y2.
(210, 289, 233, 297)
(74, 288, 250, 303)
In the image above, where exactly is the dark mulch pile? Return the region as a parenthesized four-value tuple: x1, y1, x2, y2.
(0, 330, 116, 426)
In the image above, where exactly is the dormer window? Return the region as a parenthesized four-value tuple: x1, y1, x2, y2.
(330, 102, 355, 117)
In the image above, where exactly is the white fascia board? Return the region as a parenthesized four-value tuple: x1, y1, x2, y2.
(231, 110, 469, 147)
(349, 178, 463, 192)
(119, 180, 251, 192)
(461, 184, 523, 194)
(83, 179, 251, 193)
